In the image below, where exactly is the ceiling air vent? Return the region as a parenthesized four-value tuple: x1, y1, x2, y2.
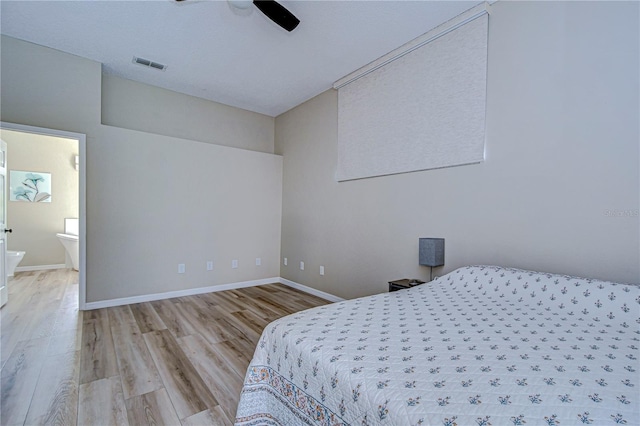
(132, 56, 167, 71)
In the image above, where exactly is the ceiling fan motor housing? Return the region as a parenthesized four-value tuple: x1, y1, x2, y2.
(228, 0, 253, 10)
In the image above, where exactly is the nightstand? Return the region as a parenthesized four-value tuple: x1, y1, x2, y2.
(388, 278, 425, 292)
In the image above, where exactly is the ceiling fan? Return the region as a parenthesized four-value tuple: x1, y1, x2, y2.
(176, 0, 300, 32)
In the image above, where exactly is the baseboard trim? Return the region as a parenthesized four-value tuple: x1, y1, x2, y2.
(15, 264, 67, 273)
(278, 278, 344, 303)
(83, 276, 344, 311)
(84, 277, 281, 310)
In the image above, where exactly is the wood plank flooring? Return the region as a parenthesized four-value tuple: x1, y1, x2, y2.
(1, 269, 329, 425)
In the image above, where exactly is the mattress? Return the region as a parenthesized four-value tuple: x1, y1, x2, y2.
(235, 266, 639, 425)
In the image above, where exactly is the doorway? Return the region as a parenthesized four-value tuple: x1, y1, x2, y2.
(0, 122, 86, 309)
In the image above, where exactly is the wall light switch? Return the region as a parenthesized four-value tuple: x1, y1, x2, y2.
(206, 261, 213, 271)
(300, 261, 304, 271)
(320, 266, 325, 276)
(284, 257, 288, 266)
(232, 259, 238, 269)
(256, 257, 261, 266)
(178, 263, 185, 274)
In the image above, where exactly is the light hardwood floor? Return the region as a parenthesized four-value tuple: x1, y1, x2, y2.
(1, 269, 329, 425)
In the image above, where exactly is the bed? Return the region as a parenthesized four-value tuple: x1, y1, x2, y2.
(235, 265, 639, 425)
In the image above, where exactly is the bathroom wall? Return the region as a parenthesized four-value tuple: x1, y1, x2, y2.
(1, 129, 79, 267)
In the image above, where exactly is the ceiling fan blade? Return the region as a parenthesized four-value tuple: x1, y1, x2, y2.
(253, 0, 300, 32)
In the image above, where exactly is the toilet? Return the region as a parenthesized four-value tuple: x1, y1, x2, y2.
(56, 233, 79, 271)
(6, 250, 25, 277)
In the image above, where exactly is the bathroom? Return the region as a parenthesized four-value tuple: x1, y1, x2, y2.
(0, 129, 79, 279)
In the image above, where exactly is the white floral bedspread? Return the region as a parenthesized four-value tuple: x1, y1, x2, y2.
(235, 266, 639, 426)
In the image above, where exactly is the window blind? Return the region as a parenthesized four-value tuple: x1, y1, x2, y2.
(335, 10, 488, 182)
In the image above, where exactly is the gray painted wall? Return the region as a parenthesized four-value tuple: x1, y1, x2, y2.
(102, 74, 275, 154)
(1, 35, 282, 304)
(88, 125, 282, 303)
(275, 1, 639, 299)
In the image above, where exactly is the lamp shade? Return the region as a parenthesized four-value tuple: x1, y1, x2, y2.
(419, 238, 445, 267)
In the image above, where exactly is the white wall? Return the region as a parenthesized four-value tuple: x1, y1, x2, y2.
(1, 129, 79, 267)
(275, 1, 639, 299)
(1, 35, 283, 304)
(102, 74, 275, 154)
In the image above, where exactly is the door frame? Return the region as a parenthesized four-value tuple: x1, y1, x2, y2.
(0, 121, 87, 310)
(0, 139, 7, 307)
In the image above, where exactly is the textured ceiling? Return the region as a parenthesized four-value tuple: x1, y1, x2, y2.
(1, 0, 480, 117)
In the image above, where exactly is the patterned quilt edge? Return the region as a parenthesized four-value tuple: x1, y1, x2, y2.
(235, 365, 350, 426)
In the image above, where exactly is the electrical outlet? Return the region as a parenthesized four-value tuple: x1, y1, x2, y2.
(300, 261, 304, 271)
(256, 257, 261, 266)
(207, 261, 213, 271)
(178, 263, 185, 274)
(320, 266, 325, 276)
(232, 259, 238, 269)
(284, 257, 288, 266)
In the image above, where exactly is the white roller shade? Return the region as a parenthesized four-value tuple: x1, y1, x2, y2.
(335, 9, 488, 182)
